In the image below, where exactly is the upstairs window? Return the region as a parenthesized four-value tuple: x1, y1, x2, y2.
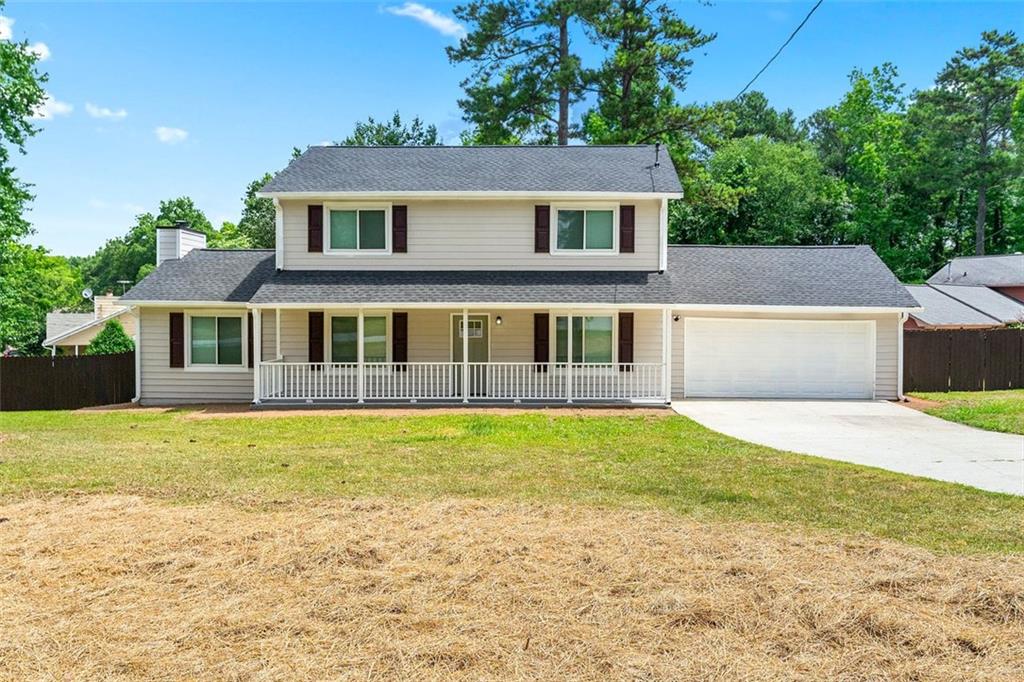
(554, 208, 616, 252)
(326, 206, 389, 252)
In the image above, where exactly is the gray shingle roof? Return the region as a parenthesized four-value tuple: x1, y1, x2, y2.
(929, 284, 1024, 324)
(246, 246, 916, 308)
(121, 250, 276, 303)
(249, 269, 675, 305)
(928, 254, 1024, 287)
(666, 245, 918, 308)
(260, 145, 682, 195)
(904, 285, 1002, 327)
(45, 313, 95, 341)
(119, 244, 915, 310)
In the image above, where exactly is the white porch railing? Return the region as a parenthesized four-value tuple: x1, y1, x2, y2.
(259, 362, 665, 403)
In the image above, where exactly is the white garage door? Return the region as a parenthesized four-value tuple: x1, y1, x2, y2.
(683, 318, 876, 399)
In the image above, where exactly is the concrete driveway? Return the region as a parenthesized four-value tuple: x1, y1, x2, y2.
(672, 400, 1024, 496)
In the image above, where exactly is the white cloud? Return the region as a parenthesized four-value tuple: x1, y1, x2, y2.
(154, 126, 188, 144)
(86, 102, 127, 120)
(0, 16, 13, 41)
(32, 93, 73, 120)
(385, 3, 465, 39)
(87, 198, 108, 210)
(28, 41, 49, 61)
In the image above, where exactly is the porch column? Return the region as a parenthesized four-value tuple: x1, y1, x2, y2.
(461, 308, 469, 403)
(252, 308, 262, 404)
(132, 308, 141, 403)
(357, 309, 365, 403)
(275, 308, 281, 360)
(566, 315, 573, 404)
(662, 308, 672, 404)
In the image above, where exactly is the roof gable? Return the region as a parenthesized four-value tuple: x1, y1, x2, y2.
(260, 145, 682, 195)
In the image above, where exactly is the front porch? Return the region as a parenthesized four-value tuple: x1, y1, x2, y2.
(252, 307, 672, 405)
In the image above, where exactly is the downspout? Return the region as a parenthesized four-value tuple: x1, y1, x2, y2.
(897, 312, 907, 401)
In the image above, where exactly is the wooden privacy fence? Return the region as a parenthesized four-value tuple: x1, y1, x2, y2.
(0, 352, 135, 411)
(903, 329, 1024, 392)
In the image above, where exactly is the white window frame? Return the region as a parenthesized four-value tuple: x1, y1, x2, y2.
(549, 310, 618, 365)
(325, 310, 392, 363)
(185, 311, 248, 372)
(323, 203, 392, 255)
(550, 203, 619, 255)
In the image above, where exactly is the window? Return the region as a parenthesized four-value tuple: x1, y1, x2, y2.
(458, 319, 483, 338)
(555, 315, 613, 364)
(190, 316, 242, 366)
(331, 316, 387, 362)
(555, 208, 615, 251)
(327, 207, 389, 251)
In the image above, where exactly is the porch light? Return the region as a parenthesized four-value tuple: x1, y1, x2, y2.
(673, 315, 680, 322)
(495, 316, 503, 326)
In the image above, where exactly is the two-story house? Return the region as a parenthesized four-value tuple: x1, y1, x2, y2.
(121, 145, 917, 405)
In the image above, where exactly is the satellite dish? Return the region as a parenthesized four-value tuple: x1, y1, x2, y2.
(82, 288, 93, 300)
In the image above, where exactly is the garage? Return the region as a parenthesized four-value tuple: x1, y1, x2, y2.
(682, 318, 876, 399)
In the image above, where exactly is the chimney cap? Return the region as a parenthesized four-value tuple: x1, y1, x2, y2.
(155, 221, 205, 237)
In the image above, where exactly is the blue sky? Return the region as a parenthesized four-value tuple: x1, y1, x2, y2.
(6, 0, 1021, 257)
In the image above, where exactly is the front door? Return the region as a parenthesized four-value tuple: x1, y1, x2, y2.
(452, 315, 489, 396)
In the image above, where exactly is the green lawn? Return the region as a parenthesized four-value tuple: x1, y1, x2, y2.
(1, 409, 1023, 554)
(912, 389, 1024, 435)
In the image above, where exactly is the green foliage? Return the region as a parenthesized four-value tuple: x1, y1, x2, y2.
(675, 136, 849, 246)
(914, 30, 1024, 255)
(338, 111, 441, 146)
(0, 242, 83, 354)
(582, 0, 714, 144)
(448, 1, 596, 144)
(237, 173, 275, 248)
(84, 318, 134, 355)
(77, 198, 247, 294)
(718, 91, 805, 143)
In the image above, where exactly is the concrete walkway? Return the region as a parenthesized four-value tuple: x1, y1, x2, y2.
(672, 400, 1024, 496)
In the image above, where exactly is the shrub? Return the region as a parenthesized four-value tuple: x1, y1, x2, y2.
(85, 319, 135, 355)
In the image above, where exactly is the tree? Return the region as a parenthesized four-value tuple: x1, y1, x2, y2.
(0, 0, 47, 262)
(582, 0, 714, 143)
(0, 243, 82, 353)
(237, 173, 275, 248)
(717, 91, 804, 143)
(84, 319, 134, 355)
(675, 136, 849, 247)
(77, 197, 224, 294)
(916, 30, 1024, 255)
(448, 1, 595, 144)
(339, 111, 441, 146)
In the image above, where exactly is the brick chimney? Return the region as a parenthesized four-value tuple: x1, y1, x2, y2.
(155, 220, 207, 265)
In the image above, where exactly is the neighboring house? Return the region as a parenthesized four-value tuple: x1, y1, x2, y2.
(928, 254, 1024, 303)
(904, 284, 1024, 330)
(43, 293, 137, 356)
(120, 145, 918, 406)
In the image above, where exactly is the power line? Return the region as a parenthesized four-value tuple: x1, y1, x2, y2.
(734, 0, 825, 100)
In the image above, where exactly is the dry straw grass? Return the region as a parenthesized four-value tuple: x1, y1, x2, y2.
(1, 495, 1022, 681)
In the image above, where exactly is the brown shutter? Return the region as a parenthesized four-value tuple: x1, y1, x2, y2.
(618, 312, 634, 371)
(534, 205, 550, 253)
(247, 312, 254, 369)
(620, 205, 635, 253)
(169, 312, 185, 368)
(307, 205, 323, 253)
(393, 205, 408, 253)
(392, 312, 408, 370)
(308, 311, 324, 363)
(533, 313, 549, 371)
